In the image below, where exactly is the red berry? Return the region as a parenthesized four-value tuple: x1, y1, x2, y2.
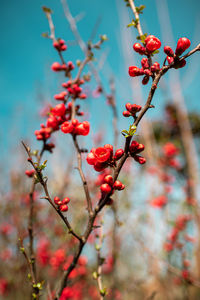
(175, 37, 191, 56)
(100, 183, 112, 194)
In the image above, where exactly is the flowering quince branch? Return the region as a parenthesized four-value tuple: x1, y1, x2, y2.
(19, 238, 42, 299)
(22, 142, 82, 242)
(20, 2, 200, 299)
(93, 217, 106, 299)
(61, 0, 118, 145)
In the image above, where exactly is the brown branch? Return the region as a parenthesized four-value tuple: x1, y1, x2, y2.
(72, 135, 93, 214)
(27, 142, 46, 296)
(96, 218, 105, 300)
(19, 239, 40, 299)
(128, 0, 143, 37)
(22, 141, 82, 242)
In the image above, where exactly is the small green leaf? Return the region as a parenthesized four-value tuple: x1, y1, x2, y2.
(127, 19, 139, 28)
(93, 271, 98, 279)
(100, 288, 107, 296)
(76, 60, 81, 67)
(136, 33, 147, 43)
(136, 5, 146, 14)
(41, 32, 49, 38)
(42, 6, 52, 14)
(100, 34, 108, 41)
(95, 244, 101, 251)
(151, 49, 160, 56)
(20, 247, 25, 253)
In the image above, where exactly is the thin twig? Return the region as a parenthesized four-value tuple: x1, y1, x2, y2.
(22, 141, 82, 242)
(72, 135, 93, 214)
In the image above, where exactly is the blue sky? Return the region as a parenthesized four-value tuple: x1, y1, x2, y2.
(1, 0, 200, 166)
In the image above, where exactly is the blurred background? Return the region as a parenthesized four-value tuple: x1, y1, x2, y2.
(1, 0, 200, 299)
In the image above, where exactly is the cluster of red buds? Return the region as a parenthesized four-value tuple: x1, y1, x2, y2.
(150, 195, 168, 208)
(35, 93, 88, 141)
(100, 175, 125, 196)
(51, 61, 74, 72)
(86, 145, 124, 172)
(53, 39, 67, 52)
(25, 169, 35, 177)
(54, 196, 70, 212)
(133, 35, 161, 55)
(129, 35, 161, 84)
(61, 119, 90, 136)
(129, 141, 146, 164)
(164, 214, 192, 253)
(62, 79, 86, 99)
(160, 142, 180, 169)
(123, 103, 142, 118)
(164, 37, 191, 68)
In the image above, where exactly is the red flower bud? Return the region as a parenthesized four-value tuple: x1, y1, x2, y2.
(51, 62, 62, 71)
(167, 56, 174, 64)
(174, 59, 186, 69)
(114, 149, 124, 160)
(134, 155, 146, 164)
(62, 197, 70, 205)
(142, 75, 149, 85)
(86, 152, 97, 165)
(164, 46, 174, 57)
(100, 183, 112, 194)
(151, 62, 160, 72)
(113, 180, 125, 190)
(133, 43, 146, 55)
(104, 175, 114, 186)
(61, 121, 74, 134)
(123, 110, 131, 117)
(145, 35, 161, 53)
(60, 204, 68, 212)
(25, 170, 35, 177)
(175, 37, 191, 56)
(141, 58, 149, 69)
(129, 141, 139, 153)
(54, 197, 61, 205)
(129, 66, 144, 77)
(51, 103, 66, 117)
